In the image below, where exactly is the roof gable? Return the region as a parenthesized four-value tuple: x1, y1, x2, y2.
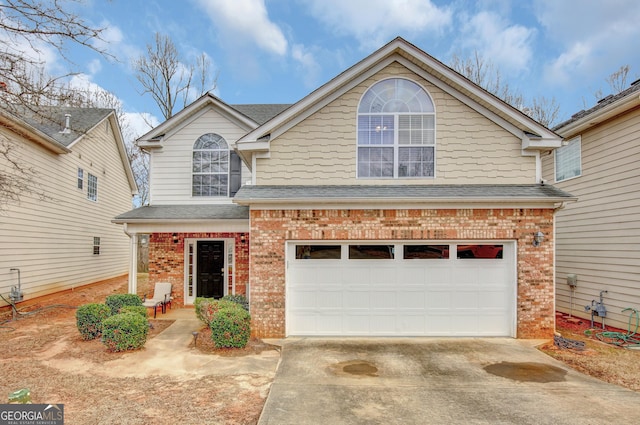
(236, 37, 561, 156)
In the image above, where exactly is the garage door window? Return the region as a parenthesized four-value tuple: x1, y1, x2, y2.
(456, 245, 503, 259)
(404, 245, 449, 259)
(349, 245, 394, 259)
(295, 245, 341, 259)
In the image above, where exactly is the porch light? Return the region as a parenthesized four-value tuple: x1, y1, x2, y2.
(172, 233, 179, 243)
(240, 233, 246, 243)
(533, 231, 544, 247)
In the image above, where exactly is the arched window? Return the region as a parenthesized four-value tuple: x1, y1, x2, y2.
(192, 133, 230, 196)
(357, 78, 435, 178)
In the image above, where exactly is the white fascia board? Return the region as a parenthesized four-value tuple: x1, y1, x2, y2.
(118, 220, 250, 234)
(556, 92, 640, 138)
(233, 197, 576, 208)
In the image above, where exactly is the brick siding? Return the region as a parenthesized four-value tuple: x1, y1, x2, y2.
(249, 208, 555, 339)
(148, 232, 249, 306)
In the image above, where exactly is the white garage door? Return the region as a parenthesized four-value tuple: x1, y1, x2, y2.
(286, 242, 516, 337)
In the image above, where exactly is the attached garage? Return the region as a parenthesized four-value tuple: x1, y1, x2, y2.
(286, 241, 516, 337)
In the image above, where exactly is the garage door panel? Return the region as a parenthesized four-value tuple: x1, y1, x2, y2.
(287, 242, 515, 336)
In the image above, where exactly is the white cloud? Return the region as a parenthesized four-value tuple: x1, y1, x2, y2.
(123, 112, 160, 140)
(457, 11, 535, 74)
(291, 44, 321, 88)
(534, 0, 640, 88)
(303, 0, 452, 49)
(195, 0, 288, 55)
(91, 21, 141, 63)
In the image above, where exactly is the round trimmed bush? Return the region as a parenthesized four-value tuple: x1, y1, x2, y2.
(221, 294, 249, 311)
(76, 303, 111, 340)
(101, 312, 148, 352)
(195, 298, 237, 325)
(105, 293, 143, 315)
(120, 305, 148, 319)
(209, 302, 251, 348)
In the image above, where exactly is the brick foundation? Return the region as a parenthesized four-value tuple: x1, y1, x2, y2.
(249, 208, 555, 339)
(148, 232, 249, 306)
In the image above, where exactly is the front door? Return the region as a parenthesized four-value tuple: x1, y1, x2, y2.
(197, 241, 225, 299)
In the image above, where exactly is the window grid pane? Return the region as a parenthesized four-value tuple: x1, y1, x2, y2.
(87, 174, 98, 201)
(398, 147, 434, 177)
(555, 138, 581, 181)
(192, 133, 230, 196)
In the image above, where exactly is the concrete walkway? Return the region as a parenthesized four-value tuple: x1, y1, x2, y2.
(97, 308, 280, 379)
(259, 338, 640, 425)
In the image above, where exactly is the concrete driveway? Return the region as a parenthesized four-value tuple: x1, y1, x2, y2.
(259, 338, 640, 424)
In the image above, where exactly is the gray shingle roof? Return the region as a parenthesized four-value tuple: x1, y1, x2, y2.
(17, 106, 113, 147)
(230, 104, 292, 125)
(554, 79, 640, 131)
(234, 184, 575, 203)
(113, 204, 250, 222)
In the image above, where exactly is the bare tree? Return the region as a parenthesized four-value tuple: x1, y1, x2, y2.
(606, 64, 630, 94)
(449, 50, 560, 127)
(0, 138, 45, 211)
(133, 33, 217, 120)
(0, 0, 108, 109)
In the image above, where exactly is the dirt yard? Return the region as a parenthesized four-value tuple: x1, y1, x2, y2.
(0, 275, 278, 425)
(2, 277, 639, 424)
(539, 313, 640, 392)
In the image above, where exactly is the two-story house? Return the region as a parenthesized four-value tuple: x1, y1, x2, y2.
(116, 38, 574, 339)
(542, 80, 640, 330)
(0, 106, 137, 304)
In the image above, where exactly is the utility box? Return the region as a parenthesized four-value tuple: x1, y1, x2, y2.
(567, 274, 577, 288)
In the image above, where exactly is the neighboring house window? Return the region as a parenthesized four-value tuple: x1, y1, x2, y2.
(192, 133, 242, 197)
(357, 78, 435, 178)
(93, 237, 100, 255)
(555, 137, 581, 182)
(77, 168, 83, 189)
(87, 173, 98, 201)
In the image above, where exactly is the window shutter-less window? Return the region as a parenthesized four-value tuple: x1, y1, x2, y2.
(229, 151, 242, 196)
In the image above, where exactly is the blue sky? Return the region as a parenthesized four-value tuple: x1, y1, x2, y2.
(41, 0, 640, 137)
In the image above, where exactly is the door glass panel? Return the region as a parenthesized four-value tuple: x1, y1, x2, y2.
(295, 245, 341, 259)
(349, 245, 394, 259)
(403, 245, 449, 259)
(456, 245, 503, 259)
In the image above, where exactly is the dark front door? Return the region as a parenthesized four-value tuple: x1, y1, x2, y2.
(197, 241, 225, 299)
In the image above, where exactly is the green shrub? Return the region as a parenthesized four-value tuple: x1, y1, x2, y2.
(101, 312, 148, 352)
(195, 298, 237, 325)
(76, 303, 112, 340)
(221, 294, 249, 311)
(105, 293, 143, 315)
(120, 305, 148, 319)
(209, 302, 251, 348)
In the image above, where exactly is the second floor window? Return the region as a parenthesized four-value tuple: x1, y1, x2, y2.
(555, 137, 581, 182)
(87, 173, 98, 201)
(192, 133, 229, 197)
(357, 78, 435, 178)
(77, 168, 84, 189)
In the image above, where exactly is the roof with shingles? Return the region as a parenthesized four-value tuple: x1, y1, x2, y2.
(113, 204, 250, 222)
(554, 80, 640, 131)
(233, 184, 575, 203)
(230, 104, 292, 125)
(17, 106, 113, 147)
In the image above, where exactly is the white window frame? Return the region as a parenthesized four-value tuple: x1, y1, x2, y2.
(77, 168, 84, 190)
(357, 78, 436, 179)
(192, 133, 230, 197)
(555, 136, 582, 182)
(93, 237, 100, 255)
(87, 173, 98, 201)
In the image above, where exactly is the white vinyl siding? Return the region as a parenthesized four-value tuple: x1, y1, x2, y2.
(555, 137, 581, 182)
(543, 107, 640, 331)
(149, 108, 252, 205)
(0, 117, 133, 302)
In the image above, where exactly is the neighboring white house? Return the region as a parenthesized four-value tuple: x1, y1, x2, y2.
(0, 106, 137, 305)
(542, 80, 640, 330)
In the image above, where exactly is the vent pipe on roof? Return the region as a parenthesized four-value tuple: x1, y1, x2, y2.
(60, 114, 71, 134)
